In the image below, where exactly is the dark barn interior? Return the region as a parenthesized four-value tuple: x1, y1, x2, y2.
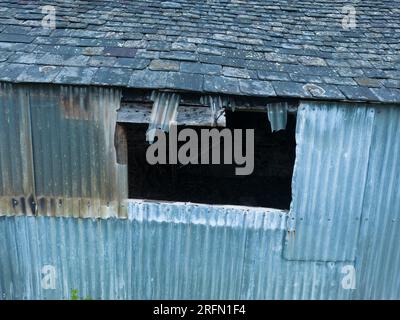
(123, 111, 296, 209)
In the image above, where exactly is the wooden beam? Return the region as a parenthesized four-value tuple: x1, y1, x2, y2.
(117, 105, 226, 127)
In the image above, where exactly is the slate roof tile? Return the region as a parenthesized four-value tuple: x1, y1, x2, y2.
(129, 70, 169, 88)
(115, 57, 150, 69)
(370, 87, 400, 103)
(272, 81, 312, 98)
(92, 67, 131, 86)
(257, 71, 290, 82)
(0, 63, 29, 81)
(53, 66, 97, 84)
(204, 75, 241, 95)
(37, 53, 90, 67)
(239, 79, 275, 96)
(88, 56, 117, 67)
(180, 62, 221, 75)
(149, 59, 180, 71)
(338, 85, 380, 101)
(166, 72, 204, 91)
(0, 0, 398, 103)
(16, 65, 62, 82)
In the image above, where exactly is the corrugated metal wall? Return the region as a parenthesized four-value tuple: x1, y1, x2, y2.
(356, 105, 400, 299)
(0, 82, 399, 299)
(283, 101, 400, 298)
(0, 201, 353, 300)
(285, 102, 375, 261)
(0, 83, 35, 215)
(0, 83, 127, 218)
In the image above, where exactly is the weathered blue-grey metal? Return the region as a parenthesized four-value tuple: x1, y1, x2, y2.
(0, 83, 127, 218)
(0, 83, 35, 215)
(1, 84, 400, 299)
(355, 105, 400, 299)
(146, 91, 180, 143)
(285, 101, 376, 261)
(266, 102, 288, 132)
(0, 201, 356, 300)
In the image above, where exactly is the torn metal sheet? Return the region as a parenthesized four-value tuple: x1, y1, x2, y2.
(147, 91, 180, 143)
(266, 102, 288, 132)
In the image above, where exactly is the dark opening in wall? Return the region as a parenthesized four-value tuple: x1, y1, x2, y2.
(123, 110, 296, 209)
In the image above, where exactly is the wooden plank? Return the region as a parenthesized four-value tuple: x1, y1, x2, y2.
(117, 105, 226, 127)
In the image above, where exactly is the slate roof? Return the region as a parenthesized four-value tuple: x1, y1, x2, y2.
(0, 0, 399, 103)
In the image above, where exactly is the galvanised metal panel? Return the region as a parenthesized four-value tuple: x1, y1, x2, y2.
(29, 84, 127, 218)
(356, 105, 400, 299)
(0, 83, 127, 218)
(0, 83, 35, 215)
(0, 200, 353, 300)
(285, 101, 375, 261)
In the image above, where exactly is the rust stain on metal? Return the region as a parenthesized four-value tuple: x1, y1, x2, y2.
(60, 87, 91, 120)
(0, 83, 127, 219)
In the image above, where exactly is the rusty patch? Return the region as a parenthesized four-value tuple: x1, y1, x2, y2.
(114, 123, 128, 165)
(60, 88, 91, 120)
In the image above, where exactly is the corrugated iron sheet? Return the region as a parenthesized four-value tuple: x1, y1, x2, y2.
(285, 101, 376, 261)
(355, 105, 400, 299)
(147, 91, 180, 143)
(0, 200, 355, 300)
(266, 102, 288, 132)
(0, 83, 127, 219)
(0, 83, 35, 215)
